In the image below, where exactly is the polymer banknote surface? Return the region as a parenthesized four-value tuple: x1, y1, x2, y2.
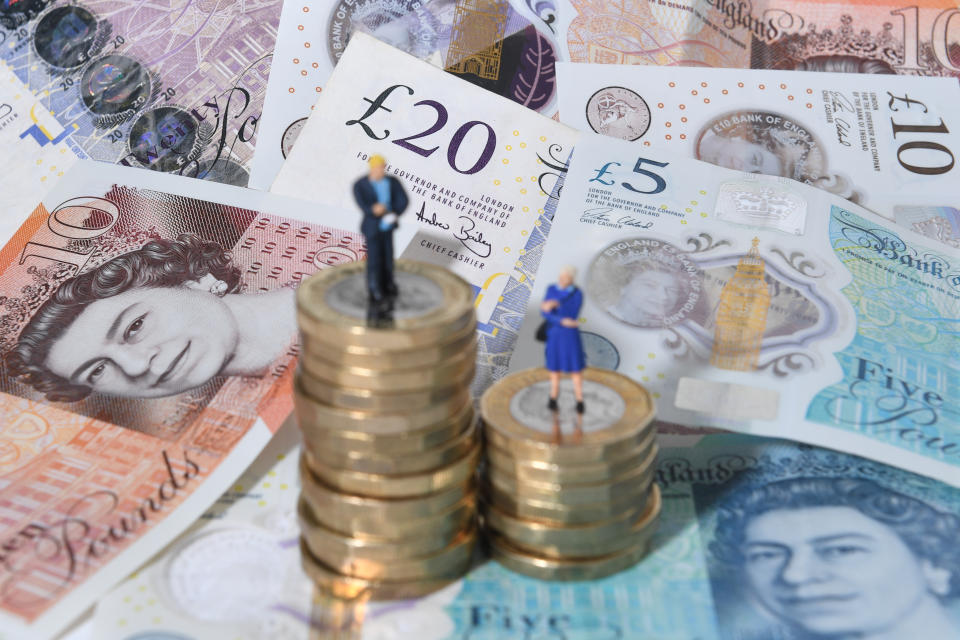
(557, 64, 960, 220)
(93, 433, 960, 640)
(271, 33, 578, 324)
(559, 0, 960, 81)
(511, 132, 960, 485)
(250, 0, 561, 190)
(442, 434, 960, 640)
(0, 0, 283, 187)
(0, 162, 372, 639)
(0, 60, 77, 237)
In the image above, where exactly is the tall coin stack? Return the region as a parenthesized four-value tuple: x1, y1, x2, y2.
(294, 260, 480, 600)
(480, 368, 660, 580)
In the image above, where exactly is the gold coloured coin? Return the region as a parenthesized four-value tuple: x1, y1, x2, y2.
(298, 497, 461, 563)
(487, 502, 660, 580)
(299, 464, 471, 528)
(294, 377, 471, 436)
(301, 326, 476, 370)
(306, 524, 477, 581)
(487, 444, 657, 505)
(296, 260, 476, 349)
(302, 486, 476, 540)
(301, 405, 475, 459)
(486, 429, 656, 484)
(298, 370, 469, 412)
(300, 538, 458, 601)
(305, 418, 478, 475)
(302, 444, 480, 498)
(488, 530, 654, 581)
(483, 479, 652, 525)
(483, 425, 654, 465)
(480, 368, 655, 464)
(300, 345, 475, 392)
(483, 485, 661, 558)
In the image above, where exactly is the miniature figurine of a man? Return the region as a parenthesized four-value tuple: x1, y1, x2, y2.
(353, 154, 409, 311)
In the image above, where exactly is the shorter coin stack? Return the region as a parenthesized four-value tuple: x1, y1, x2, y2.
(294, 260, 480, 600)
(480, 367, 660, 580)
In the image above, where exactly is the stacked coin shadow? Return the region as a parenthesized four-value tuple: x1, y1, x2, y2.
(479, 368, 660, 580)
(293, 260, 480, 600)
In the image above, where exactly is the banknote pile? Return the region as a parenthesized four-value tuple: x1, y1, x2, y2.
(293, 260, 482, 600)
(3, 0, 960, 637)
(479, 368, 660, 580)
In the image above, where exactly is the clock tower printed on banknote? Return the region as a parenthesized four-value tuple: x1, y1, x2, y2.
(710, 238, 772, 371)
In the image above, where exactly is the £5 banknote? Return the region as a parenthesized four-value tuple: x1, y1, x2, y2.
(510, 132, 960, 485)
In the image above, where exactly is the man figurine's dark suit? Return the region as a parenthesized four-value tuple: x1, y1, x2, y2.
(352, 154, 409, 309)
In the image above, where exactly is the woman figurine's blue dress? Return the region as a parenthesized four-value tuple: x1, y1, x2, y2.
(540, 265, 586, 414)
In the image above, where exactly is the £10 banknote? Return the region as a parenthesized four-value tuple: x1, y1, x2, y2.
(557, 63, 960, 221)
(0, 162, 376, 640)
(558, 0, 960, 79)
(510, 132, 960, 485)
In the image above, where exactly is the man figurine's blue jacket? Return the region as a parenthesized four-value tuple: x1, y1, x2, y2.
(353, 174, 409, 236)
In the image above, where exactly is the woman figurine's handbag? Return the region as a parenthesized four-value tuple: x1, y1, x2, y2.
(534, 287, 578, 342)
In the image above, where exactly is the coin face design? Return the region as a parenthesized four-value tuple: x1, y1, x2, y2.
(79, 54, 151, 116)
(581, 331, 620, 370)
(588, 237, 703, 329)
(280, 117, 308, 159)
(127, 107, 199, 172)
(508, 379, 626, 435)
(324, 270, 444, 319)
(586, 86, 651, 141)
(33, 5, 97, 69)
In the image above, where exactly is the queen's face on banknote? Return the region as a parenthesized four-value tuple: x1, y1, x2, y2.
(608, 265, 687, 328)
(697, 134, 784, 176)
(695, 112, 826, 186)
(7, 233, 296, 401)
(712, 478, 959, 639)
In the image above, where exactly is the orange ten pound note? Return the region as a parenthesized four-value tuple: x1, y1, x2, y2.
(0, 162, 366, 640)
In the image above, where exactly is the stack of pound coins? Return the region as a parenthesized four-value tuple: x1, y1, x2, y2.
(480, 367, 660, 581)
(293, 260, 481, 600)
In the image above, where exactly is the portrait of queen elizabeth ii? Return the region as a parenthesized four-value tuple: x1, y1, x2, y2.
(707, 476, 960, 639)
(5, 233, 298, 404)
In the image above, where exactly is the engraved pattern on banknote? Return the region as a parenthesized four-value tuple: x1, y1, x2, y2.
(1, 0, 283, 186)
(807, 205, 959, 462)
(447, 0, 507, 79)
(588, 238, 703, 329)
(585, 86, 651, 141)
(715, 181, 807, 235)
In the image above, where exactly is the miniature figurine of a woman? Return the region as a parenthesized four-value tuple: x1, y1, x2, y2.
(540, 265, 585, 413)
